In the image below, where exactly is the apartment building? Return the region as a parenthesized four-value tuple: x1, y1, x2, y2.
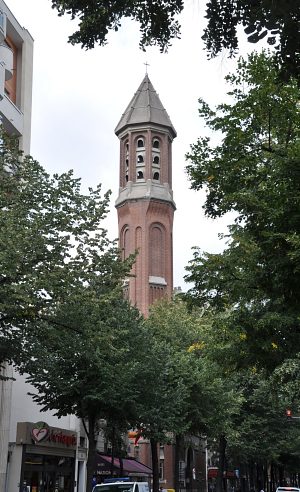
(0, 0, 33, 154)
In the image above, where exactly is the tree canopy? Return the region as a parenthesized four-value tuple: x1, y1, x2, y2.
(203, 0, 300, 81)
(20, 295, 143, 492)
(50, 0, 300, 79)
(0, 132, 134, 371)
(185, 51, 300, 369)
(136, 299, 243, 492)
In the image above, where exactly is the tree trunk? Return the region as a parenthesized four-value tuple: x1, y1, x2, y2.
(151, 438, 160, 492)
(174, 435, 182, 492)
(120, 456, 124, 477)
(86, 415, 97, 492)
(111, 428, 115, 477)
(216, 434, 226, 492)
(267, 462, 271, 492)
(240, 463, 247, 492)
(249, 461, 255, 492)
(256, 463, 264, 492)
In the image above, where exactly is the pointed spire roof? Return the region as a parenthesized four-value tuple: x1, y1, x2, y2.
(115, 74, 176, 138)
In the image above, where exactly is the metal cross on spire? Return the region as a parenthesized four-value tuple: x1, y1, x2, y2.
(144, 61, 150, 74)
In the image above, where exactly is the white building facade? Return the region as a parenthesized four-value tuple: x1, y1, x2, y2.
(0, 0, 33, 153)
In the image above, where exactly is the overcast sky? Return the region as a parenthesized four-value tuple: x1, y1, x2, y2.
(7, 0, 258, 289)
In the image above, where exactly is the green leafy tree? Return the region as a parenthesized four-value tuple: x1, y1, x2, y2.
(19, 295, 143, 492)
(185, 51, 300, 369)
(202, 0, 300, 81)
(51, 0, 182, 52)
(189, 310, 300, 492)
(184, 51, 300, 489)
(50, 0, 299, 79)
(134, 299, 201, 492)
(0, 132, 133, 370)
(224, 367, 300, 491)
(137, 299, 241, 492)
(0, 131, 143, 491)
(273, 354, 300, 410)
(189, 311, 246, 492)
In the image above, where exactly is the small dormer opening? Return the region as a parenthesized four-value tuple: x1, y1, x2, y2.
(153, 172, 160, 181)
(137, 170, 144, 180)
(137, 138, 144, 148)
(152, 139, 160, 149)
(137, 154, 144, 164)
(153, 155, 160, 165)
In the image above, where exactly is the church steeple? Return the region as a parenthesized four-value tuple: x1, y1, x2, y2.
(115, 74, 176, 138)
(115, 75, 176, 317)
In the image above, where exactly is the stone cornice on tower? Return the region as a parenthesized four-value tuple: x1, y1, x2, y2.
(115, 74, 176, 139)
(115, 179, 176, 210)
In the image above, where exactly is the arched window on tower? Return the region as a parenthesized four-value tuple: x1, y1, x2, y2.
(121, 226, 130, 260)
(153, 155, 160, 165)
(152, 139, 160, 149)
(136, 137, 145, 183)
(124, 140, 129, 186)
(149, 224, 165, 277)
(153, 171, 160, 181)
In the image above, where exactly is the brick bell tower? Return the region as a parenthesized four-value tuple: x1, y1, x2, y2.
(115, 74, 176, 317)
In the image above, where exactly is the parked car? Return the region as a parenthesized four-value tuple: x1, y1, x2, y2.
(93, 478, 150, 492)
(276, 487, 300, 492)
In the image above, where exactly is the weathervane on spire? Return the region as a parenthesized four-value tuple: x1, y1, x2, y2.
(144, 61, 150, 74)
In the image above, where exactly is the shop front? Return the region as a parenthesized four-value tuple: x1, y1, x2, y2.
(95, 454, 152, 483)
(10, 421, 78, 492)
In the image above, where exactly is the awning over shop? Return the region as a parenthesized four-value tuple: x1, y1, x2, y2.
(95, 454, 152, 478)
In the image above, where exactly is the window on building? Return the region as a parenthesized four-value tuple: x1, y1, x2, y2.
(137, 138, 144, 148)
(153, 155, 160, 165)
(153, 172, 160, 180)
(159, 445, 164, 459)
(137, 155, 144, 163)
(137, 170, 144, 179)
(153, 139, 160, 149)
(4, 35, 17, 104)
(159, 460, 164, 480)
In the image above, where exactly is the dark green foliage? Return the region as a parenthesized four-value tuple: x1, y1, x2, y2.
(21, 297, 143, 422)
(136, 299, 243, 487)
(135, 299, 239, 492)
(184, 51, 300, 485)
(20, 295, 143, 492)
(0, 130, 135, 372)
(203, 0, 300, 80)
(50, 0, 183, 52)
(226, 370, 294, 464)
(0, 131, 143, 491)
(185, 51, 300, 369)
(50, 0, 300, 79)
